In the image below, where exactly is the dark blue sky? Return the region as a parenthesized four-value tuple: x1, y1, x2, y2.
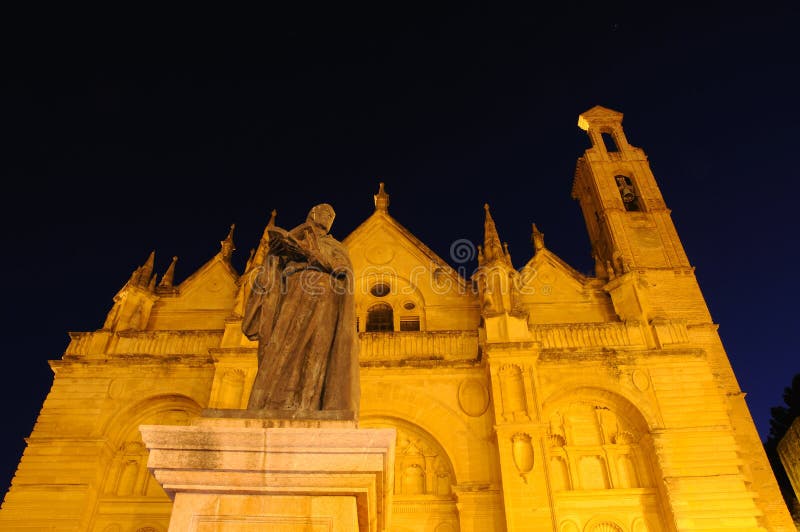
(2, 2, 799, 495)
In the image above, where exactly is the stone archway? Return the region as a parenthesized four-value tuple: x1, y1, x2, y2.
(361, 416, 460, 532)
(544, 387, 672, 532)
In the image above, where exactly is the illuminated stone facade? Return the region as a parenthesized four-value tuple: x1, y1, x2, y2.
(0, 106, 793, 531)
(779, 418, 800, 506)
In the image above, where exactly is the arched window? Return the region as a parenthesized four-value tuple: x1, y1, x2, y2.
(601, 131, 619, 153)
(366, 303, 394, 332)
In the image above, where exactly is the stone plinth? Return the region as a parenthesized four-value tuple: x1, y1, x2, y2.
(140, 412, 395, 532)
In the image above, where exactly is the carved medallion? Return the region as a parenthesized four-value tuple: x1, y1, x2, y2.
(457, 378, 489, 417)
(631, 369, 650, 391)
(538, 265, 555, 284)
(365, 245, 395, 265)
(108, 378, 125, 399)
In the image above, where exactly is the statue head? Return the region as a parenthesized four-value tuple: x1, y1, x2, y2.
(308, 203, 336, 233)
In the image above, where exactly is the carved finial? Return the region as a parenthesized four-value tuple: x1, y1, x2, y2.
(147, 272, 157, 292)
(531, 223, 545, 253)
(128, 266, 142, 287)
(138, 251, 155, 287)
(244, 248, 256, 272)
(260, 210, 277, 244)
(220, 224, 236, 261)
(158, 256, 178, 289)
(481, 203, 510, 266)
(374, 181, 390, 212)
(254, 211, 278, 268)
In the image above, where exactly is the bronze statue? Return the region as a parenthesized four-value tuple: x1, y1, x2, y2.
(243, 203, 359, 415)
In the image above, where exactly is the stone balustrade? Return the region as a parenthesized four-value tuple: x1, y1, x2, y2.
(530, 321, 644, 349)
(358, 330, 479, 362)
(65, 330, 224, 357)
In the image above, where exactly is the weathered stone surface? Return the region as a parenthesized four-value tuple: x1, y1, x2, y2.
(140, 420, 395, 532)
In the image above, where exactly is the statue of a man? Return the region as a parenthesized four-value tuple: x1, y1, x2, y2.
(243, 203, 359, 415)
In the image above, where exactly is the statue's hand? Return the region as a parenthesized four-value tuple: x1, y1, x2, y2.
(269, 235, 306, 260)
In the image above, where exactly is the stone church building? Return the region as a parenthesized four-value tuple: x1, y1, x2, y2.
(0, 106, 793, 531)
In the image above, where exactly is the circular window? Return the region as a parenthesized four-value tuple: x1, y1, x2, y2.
(403, 301, 416, 310)
(370, 283, 391, 297)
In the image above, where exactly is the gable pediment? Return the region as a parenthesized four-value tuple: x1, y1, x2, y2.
(344, 212, 471, 297)
(163, 255, 238, 310)
(518, 249, 589, 301)
(344, 211, 479, 331)
(517, 249, 614, 324)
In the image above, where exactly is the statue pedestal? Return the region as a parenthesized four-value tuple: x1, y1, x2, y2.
(140, 412, 395, 532)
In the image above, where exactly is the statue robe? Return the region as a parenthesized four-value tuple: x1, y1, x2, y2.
(242, 224, 359, 415)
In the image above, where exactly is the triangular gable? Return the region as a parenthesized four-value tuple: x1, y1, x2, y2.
(517, 248, 615, 324)
(579, 105, 623, 122)
(344, 211, 471, 293)
(164, 255, 239, 310)
(344, 210, 479, 331)
(518, 248, 589, 300)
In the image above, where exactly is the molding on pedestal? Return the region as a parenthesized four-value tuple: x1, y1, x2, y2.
(140, 417, 395, 532)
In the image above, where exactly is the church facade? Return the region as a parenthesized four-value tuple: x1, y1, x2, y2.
(0, 106, 793, 531)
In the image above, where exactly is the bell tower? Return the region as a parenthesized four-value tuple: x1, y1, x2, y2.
(572, 105, 692, 275)
(572, 105, 710, 326)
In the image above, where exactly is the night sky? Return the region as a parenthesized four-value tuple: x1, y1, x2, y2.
(2, 3, 799, 495)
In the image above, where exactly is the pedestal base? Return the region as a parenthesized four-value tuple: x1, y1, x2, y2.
(140, 415, 395, 532)
(171, 493, 358, 532)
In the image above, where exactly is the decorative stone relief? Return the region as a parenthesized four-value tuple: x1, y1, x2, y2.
(596, 407, 619, 444)
(401, 463, 426, 494)
(538, 264, 555, 285)
(613, 430, 636, 445)
(550, 456, 571, 491)
(565, 403, 603, 445)
(631, 369, 650, 391)
(587, 521, 623, 532)
(108, 379, 125, 399)
(631, 517, 650, 531)
(550, 412, 566, 447)
(457, 378, 489, 417)
(559, 521, 580, 532)
(106, 441, 147, 496)
(394, 426, 455, 496)
(102, 406, 193, 498)
(546, 400, 652, 493)
(616, 455, 639, 488)
(499, 364, 528, 421)
(365, 244, 395, 265)
(579, 455, 610, 489)
(434, 521, 457, 532)
(511, 432, 534, 482)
